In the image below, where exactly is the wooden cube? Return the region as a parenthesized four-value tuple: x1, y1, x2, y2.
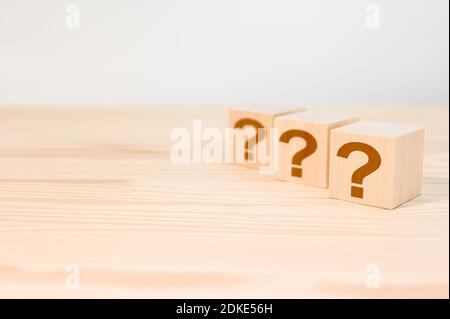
(275, 112, 359, 188)
(329, 121, 425, 209)
(229, 107, 305, 168)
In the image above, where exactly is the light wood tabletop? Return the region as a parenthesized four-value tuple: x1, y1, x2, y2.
(0, 106, 448, 298)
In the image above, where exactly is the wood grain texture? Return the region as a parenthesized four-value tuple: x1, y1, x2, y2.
(0, 106, 448, 298)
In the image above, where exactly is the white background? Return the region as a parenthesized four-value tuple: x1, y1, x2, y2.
(0, 0, 448, 107)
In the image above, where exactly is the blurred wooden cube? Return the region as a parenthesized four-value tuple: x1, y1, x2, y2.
(229, 107, 305, 169)
(275, 111, 359, 188)
(329, 121, 425, 209)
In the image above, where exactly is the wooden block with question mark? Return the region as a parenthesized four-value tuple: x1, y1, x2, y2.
(275, 111, 359, 188)
(229, 107, 305, 169)
(329, 121, 424, 209)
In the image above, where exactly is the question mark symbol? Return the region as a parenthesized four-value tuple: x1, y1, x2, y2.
(234, 118, 266, 161)
(279, 130, 317, 178)
(337, 142, 381, 199)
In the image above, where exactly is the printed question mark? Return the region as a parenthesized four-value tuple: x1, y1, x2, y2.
(337, 142, 381, 199)
(279, 130, 317, 177)
(234, 118, 266, 161)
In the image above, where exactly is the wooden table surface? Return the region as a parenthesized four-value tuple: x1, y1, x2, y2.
(0, 106, 448, 298)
